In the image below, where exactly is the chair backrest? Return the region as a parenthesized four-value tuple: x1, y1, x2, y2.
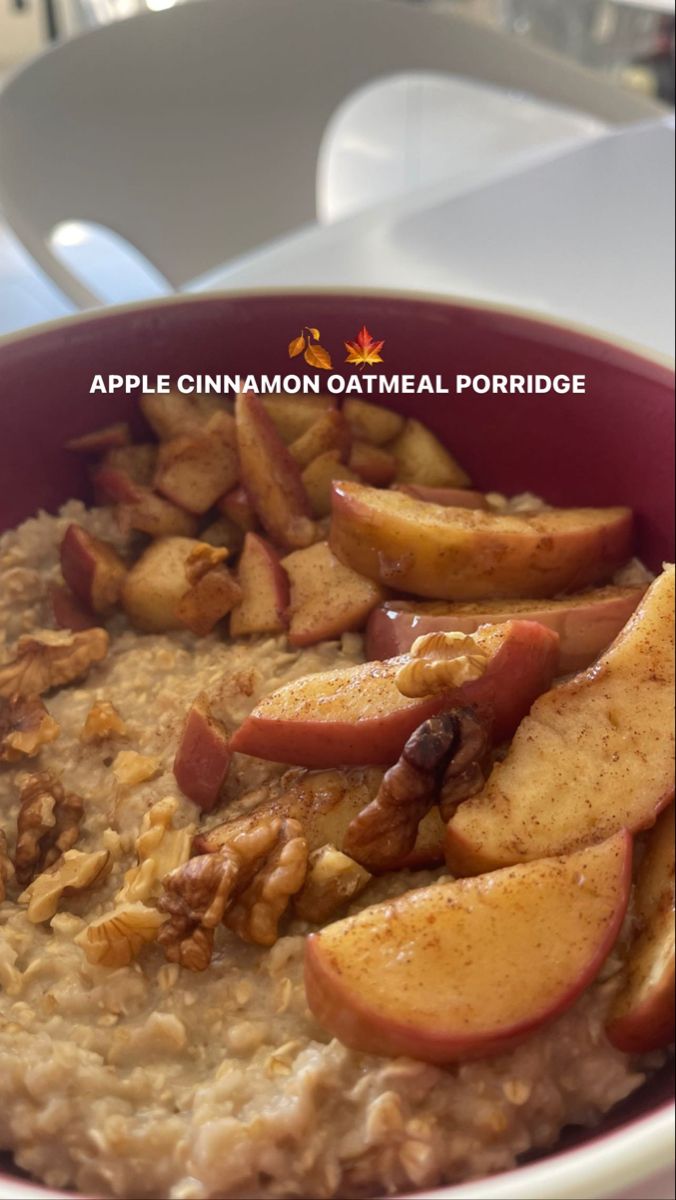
(0, 0, 663, 307)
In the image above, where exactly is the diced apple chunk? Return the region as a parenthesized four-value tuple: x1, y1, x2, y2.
(606, 803, 675, 1053)
(343, 398, 404, 446)
(230, 533, 290, 637)
(175, 562, 241, 636)
(230, 619, 558, 766)
(154, 413, 239, 514)
(173, 693, 231, 811)
(289, 410, 351, 469)
(236, 392, 315, 550)
(217, 486, 258, 532)
(282, 541, 385, 648)
(302, 451, 359, 518)
(66, 422, 130, 454)
(389, 418, 470, 487)
(330, 482, 633, 600)
(262, 394, 334, 443)
(116, 489, 199, 538)
(446, 566, 675, 874)
(141, 391, 224, 440)
(92, 444, 157, 503)
(305, 833, 632, 1062)
(60, 524, 127, 614)
(122, 537, 237, 633)
(348, 441, 397, 486)
(48, 584, 98, 631)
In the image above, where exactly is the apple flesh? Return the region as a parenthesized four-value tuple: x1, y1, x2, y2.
(302, 451, 360, 519)
(606, 803, 675, 1053)
(175, 562, 241, 636)
(153, 413, 239, 514)
(116, 488, 199, 538)
(66, 422, 130, 454)
(230, 532, 290, 637)
(281, 541, 385, 647)
(348, 441, 397, 486)
(305, 832, 632, 1063)
(48, 583, 98, 631)
(194, 766, 446, 871)
(261, 394, 334, 443)
(389, 418, 470, 487)
(173, 693, 231, 811)
(229, 619, 559, 767)
(122, 536, 237, 633)
(289, 410, 351, 469)
(394, 484, 489, 509)
(366, 585, 646, 673)
(235, 392, 315, 549)
(140, 390, 223, 440)
(447, 566, 675, 875)
(330, 482, 634, 600)
(60, 524, 127, 615)
(343, 398, 404, 446)
(217, 485, 258, 532)
(92, 443, 157, 503)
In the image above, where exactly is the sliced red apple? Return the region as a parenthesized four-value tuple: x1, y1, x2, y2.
(235, 392, 315, 550)
(48, 584, 98, 631)
(447, 566, 675, 875)
(93, 443, 157, 500)
(366, 585, 646, 673)
(230, 532, 290, 637)
(173, 693, 231, 811)
(305, 832, 632, 1063)
(394, 484, 489, 509)
(348, 441, 397, 486)
(229, 619, 559, 767)
(343, 398, 404, 446)
(116, 488, 199, 538)
(154, 413, 239, 514)
(217, 485, 258, 532)
(289, 410, 351, 469)
(301, 451, 359, 518)
(389, 418, 470, 487)
(66, 422, 130, 454)
(330, 482, 633, 600)
(282, 541, 385, 648)
(60, 524, 127, 614)
(606, 803, 675, 1053)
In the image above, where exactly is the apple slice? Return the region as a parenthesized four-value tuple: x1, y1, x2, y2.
(302, 451, 359, 519)
(366, 585, 646, 672)
(175, 562, 241, 637)
(230, 532, 290, 637)
(289, 410, 351, 469)
(173, 692, 231, 811)
(389, 418, 470, 487)
(217, 485, 258, 532)
(262, 394, 334, 443)
(348, 441, 397, 486)
(60, 524, 127, 614)
(140, 391, 223, 440)
(343, 398, 404, 446)
(122, 537, 237, 633)
(394, 484, 489, 509)
(447, 566, 675, 875)
(305, 831, 632, 1063)
(194, 766, 446, 871)
(66, 422, 130, 454)
(116, 488, 199, 538)
(606, 803, 675, 1053)
(92, 443, 157, 503)
(48, 584, 98, 631)
(281, 541, 385, 647)
(230, 619, 559, 767)
(330, 482, 633, 600)
(154, 413, 239, 514)
(235, 392, 315, 549)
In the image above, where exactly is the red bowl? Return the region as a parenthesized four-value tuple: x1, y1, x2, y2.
(0, 291, 673, 1200)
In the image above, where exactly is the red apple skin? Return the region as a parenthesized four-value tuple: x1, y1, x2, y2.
(394, 484, 489, 509)
(66, 422, 131, 454)
(230, 533, 290, 637)
(173, 695, 231, 811)
(48, 583, 98, 631)
(60, 524, 127, 614)
(229, 619, 559, 768)
(304, 832, 633, 1063)
(365, 587, 646, 673)
(235, 392, 315, 550)
(217, 486, 258, 532)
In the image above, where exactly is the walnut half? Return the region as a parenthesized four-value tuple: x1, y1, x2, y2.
(0, 628, 109, 699)
(18, 848, 110, 923)
(0, 694, 60, 762)
(0, 830, 14, 903)
(75, 902, 167, 968)
(13, 772, 84, 886)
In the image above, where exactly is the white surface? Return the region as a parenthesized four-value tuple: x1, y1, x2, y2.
(317, 71, 607, 224)
(192, 119, 675, 358)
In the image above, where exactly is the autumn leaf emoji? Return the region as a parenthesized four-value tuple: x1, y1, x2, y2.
(345, 325, 385, 367)
(288, 327, 332, 370)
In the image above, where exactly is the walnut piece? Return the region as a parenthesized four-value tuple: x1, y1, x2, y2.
(75, 902, 167, 968)
(439, 709, 492, 821)
(112, 750, 161, 787)
(0, 628, 109, 699)
(395, 631, 489, 698)
(80, 700, 128, 743)
(0, 694, 60, 762)
(158, 814, 307, 968)
(18, 848, 110, 923)
(116, 796, 194, 904)
(293, 844, 371, 923)
(343, 709, 489, 872)
(184, 543, 229, 585)
(0, 830, 14, 902)
(13, 772, 84, 886)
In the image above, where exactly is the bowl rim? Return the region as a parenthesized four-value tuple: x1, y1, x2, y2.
(0, 285, 672, 1200)
(0, 285, 674, 376)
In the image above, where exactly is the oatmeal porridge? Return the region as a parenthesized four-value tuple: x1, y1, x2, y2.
(0, 392, 673, 1199)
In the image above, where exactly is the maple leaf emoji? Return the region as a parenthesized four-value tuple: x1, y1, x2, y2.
(345, 325, 385, 367)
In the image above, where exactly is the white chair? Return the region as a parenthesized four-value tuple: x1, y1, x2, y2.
(0, 0, 663, 308)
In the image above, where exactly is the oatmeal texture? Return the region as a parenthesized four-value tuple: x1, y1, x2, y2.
(0, 504, 656, 1199)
